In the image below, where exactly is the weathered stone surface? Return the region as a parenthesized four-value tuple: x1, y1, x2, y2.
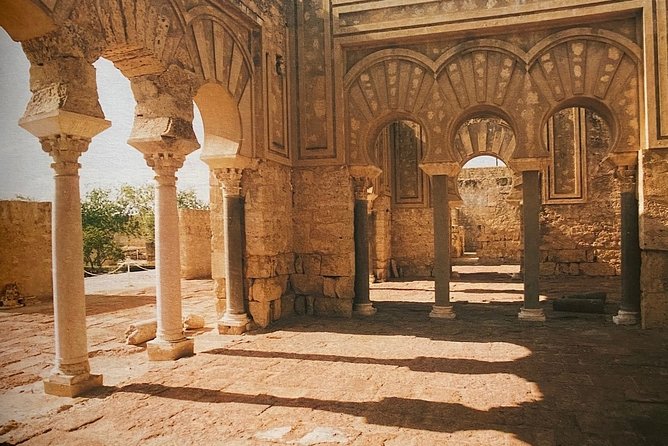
(250, 276, 285, 302)
(335, 276, 355, 299)
(323, 277, 337, 298)
(246, 256, 276, 279)
(179, 209, 211, 280)
(641, 251, 668, 328)
(290, 274, 323, 295)
(0, 201, 52, 298)
(320, 254, 354, 277)
(294, 295, 307, 316)
(281, 293, 296, 318)
(313, 296, 353, 318)
(580, 262, 616, 277)
(183, 314, 205, 330)
(125, 319, 157, 345)
(249, 301, 272, 328)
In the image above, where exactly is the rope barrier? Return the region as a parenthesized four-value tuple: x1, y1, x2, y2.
(84, 258, 154, 277)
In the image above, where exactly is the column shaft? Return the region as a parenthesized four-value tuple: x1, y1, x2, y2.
(224, 194, 245, 316)
(519, 170, 545, 321)
(430, 175, 455, 318)
(154, 179, 185, 342)
(354, 197, 371, 306)
(52, 166, 89, 375)
(614, 187, 641, 324)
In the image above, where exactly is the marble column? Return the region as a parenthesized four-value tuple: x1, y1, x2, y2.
(215, 168, 251, 333)
(614, 167, 641, 325)
(518, 170, 546, 321)
(353, 177, 376, 316)
(41, 136, 103, 397)
(145, 154, 194, 360)
(430, 174, 456, 319)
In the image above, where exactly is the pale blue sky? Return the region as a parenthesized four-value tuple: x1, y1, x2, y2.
(0, 29, 208, 203)
(0, 29, 497, 204)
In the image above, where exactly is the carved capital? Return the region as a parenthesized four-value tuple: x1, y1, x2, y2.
(40, 134, 90, 176)
(352, 176, 373, 201)
(614, 166, 637, 194)
(145, 153, 185, 185)
(214, 168, 244, 197)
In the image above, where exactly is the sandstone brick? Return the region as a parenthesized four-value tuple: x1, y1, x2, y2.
(250, 277, 284, 302)
(314, 296, 352, 318)
(290, 274, 323, 295)
(249, 301, 272, 328)
(335, 276, 355, 299)
(246, 256, 276, 279)
(306, 295, 315, 315)
(549, 249, 588, 263)
(275, 253, 296, 275)
(580, 262, 616, 276)
(281, 293, 296, 318)
(323, 277, 337, 298)
(321, 254, 354, 276)
(271, 299, 281, 322)
(294, 295, 307, 316)
(301, 254, 322, 275)
(641, 292, 668, 329)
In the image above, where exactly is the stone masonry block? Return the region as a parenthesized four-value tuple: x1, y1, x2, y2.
(246, 256, 276, 279)
(323, 277, 336, 298)
(250, 276, 284, 302)
(314, 296, 353, 318)
(294, 294, 307, 316)
(249, 301, 272, 328)
(321, 254, 354, 276)
(580, 262, 616, 276)
(302, 254, 322, 275)
(290, 274, 323, 295)
(335, 276, 355, 299)
(275, 253, 296, 275)
(281, 293, 296, 318)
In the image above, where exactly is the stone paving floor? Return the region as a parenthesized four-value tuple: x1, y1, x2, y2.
(1, 267, 667, 445)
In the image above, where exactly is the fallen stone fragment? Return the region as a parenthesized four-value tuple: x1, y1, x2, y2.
(296, 427, 348, 445)
(562, 291, 607, 301)
(552, 298, 605, 313)
(124, 319, 157, 345)
(183, 313, 205, 330)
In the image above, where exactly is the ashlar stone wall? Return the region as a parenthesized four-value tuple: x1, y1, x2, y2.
(0, 201, 52, 298)
(178, 209, 211, 280)
(458, 167, 522, 264)
(292, 166, 355, 317)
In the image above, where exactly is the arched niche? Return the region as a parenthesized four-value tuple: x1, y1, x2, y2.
(453, 115, 516, 168)
(195, 82, 243, 164)
(541, 105, 612, 204)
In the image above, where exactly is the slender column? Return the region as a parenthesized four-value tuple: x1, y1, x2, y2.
(518, 170, 546, 321)
(353, 177, 376, 316)
(430, 174, 455, 319)
(215, 168, 250, 333)
(42, 135, 102, 396)
(145, 154, 194, 360)
(614, 167, 641, 325)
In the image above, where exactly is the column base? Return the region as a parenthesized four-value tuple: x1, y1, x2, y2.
(613, 310, 639, 325)
(147, 337, 194, 361)
(218, 312, 251, 334)
(518, 307, 546, 322)
(44, 372, 103, 397)
(354, 303, 377, 316)
(430, 305, 456, 319)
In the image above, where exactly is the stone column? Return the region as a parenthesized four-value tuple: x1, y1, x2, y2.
(41, 136, 103, 396)
(352, 176, 376, 316)
(145, 154, 194, 360)
(215, 168, 251, 333)
(518, 170, 546, 321)
(614, 167, 641, 325)
(430, 174, 456, 319)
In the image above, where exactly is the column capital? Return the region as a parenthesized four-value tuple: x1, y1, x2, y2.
(614, 165, 637, 194)
(352, 176, 372, 201)
(214, 167, 244, 197)
(40, 134, 90, 176)
(145, 153, 185, 185)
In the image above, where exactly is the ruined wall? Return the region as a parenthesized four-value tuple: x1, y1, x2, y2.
(243, 160, 295, 327)
(458, 167, 521, 264)
(391, 208, 434, 277)
(540, 112, 621, 277)
(639, 149, 668, 328)
(292, 166, 355, 317)
(0, 201, 52, 298)
(179, 209, 211, 280)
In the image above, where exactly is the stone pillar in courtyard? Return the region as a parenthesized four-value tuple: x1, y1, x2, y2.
(518, 169, 545, 321)
(214, 167, 251, 334)
(350, 166, 381, 316)
(19, 55, 111, 396)
(421, 163, 460, 319)
(611, 155, 641, 325)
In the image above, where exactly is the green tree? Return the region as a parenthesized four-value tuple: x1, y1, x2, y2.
(81, 188, 136, 272)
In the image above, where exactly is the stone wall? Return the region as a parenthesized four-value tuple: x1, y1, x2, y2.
(0, 201, 52, 298)
(458, 167, 521, 264)
(639, 149, 668, 328)
(178, 209, 211, 280)
(391, 208, 434, 277)
(292, 166, 355, 317)
(243, 160, 295, 327)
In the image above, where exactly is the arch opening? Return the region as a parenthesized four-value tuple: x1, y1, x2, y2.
(194, 82, 242, 162)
